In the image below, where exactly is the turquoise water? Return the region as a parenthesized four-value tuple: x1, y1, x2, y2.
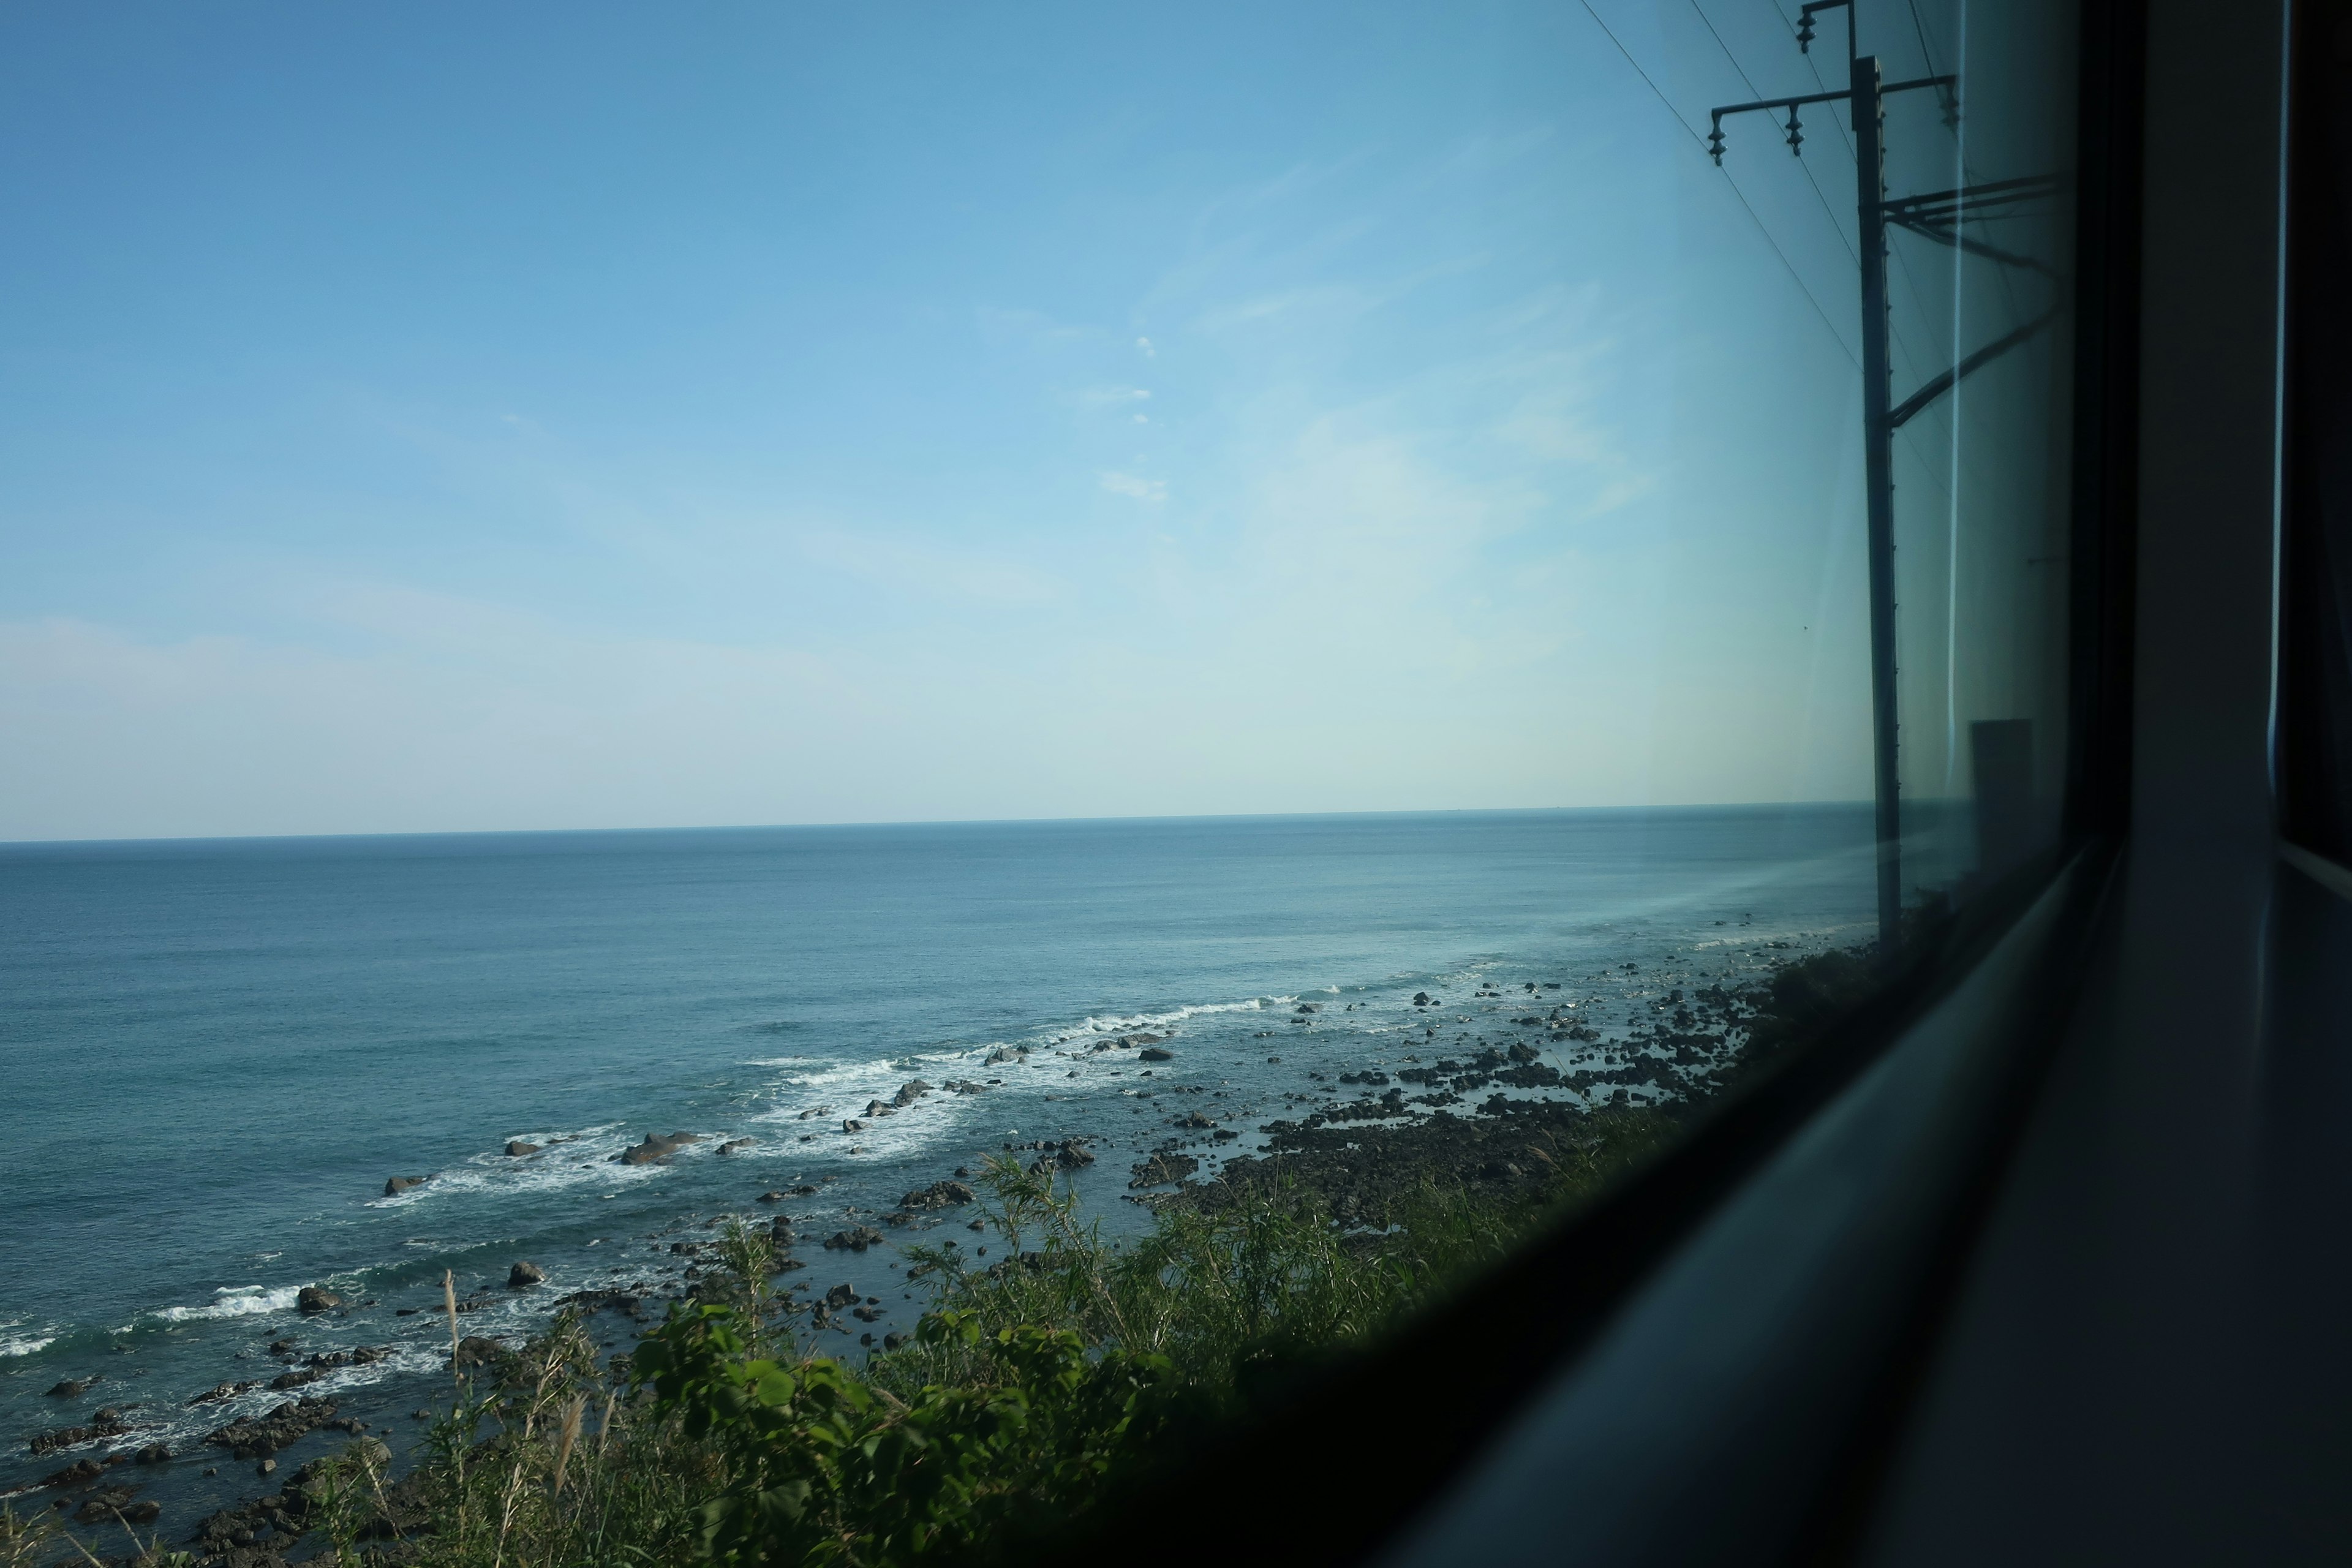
(0, 806, 1879, 1491)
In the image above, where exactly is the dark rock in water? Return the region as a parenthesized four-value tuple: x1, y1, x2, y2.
(954, 1166, 971, 1178)
(29, 1412, 133, 1455)
(268, 1338, 297, 1357)
(1139, 1047, 1174, 1062)
(891, 1080, 933, 1107)
(136, 1442, 172, 1464)
(1295, 1003, 1321, 1014)
(269, 1368, 323, 1391)
(1507, 1041, 1540, 1064)
(1174, 1110, 1215, 1129)
(861, 1099, 895, 1118)
(188, 1379, 261, 1406)
(1213, 1129, 1239, 1141)
(1414, 992, 1432, 1006)
(823, 1226, 886, 1253)
(507, 1261, 546, 1289)
(717, 1137, 756, 1155)
(852, 1304, 884, 1322)
(504, 1140, 541, 1157)
(71, 1495, 142, 1523)
(614, 1131, 698, 1166)
(842, 1118, 867, 1134)
(898, 1180, 975, 1210)
(1128, 1152, 1199, 1189)
(822, 1283, 859, 1311)
(43, 1376, 95, 1398)
(296, 1286, 343, 1314)
(205, 1396, 339, 1457)
(757, 1189, 786, 1202)
(42, 1457, 103, 1488)
(448, 1336, 505, 1370)
(883, 1331, 908, 1351)
(383, 1175, 431, 1195)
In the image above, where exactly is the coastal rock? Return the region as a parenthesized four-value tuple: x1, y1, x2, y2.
(137, 1442, 172, 1463)
(843, 1118, 866, 1133)
(1414, 992, 1432, 1006)
(757, 1189, 786, 1202)
(269, 1368, 323, 1391)
(1128, 1152, 1198, 1189)
(891, 1080, 933, 1107)
(28, 1414, 132, 1456)
(1174, 1110, 1215, 1129)
(898, 1180, 976, 1210)
(861, 1100, 895, 1118)
(383, 1175, 431, 1196)
(44, 1376, 96, 1398)
(205, 1396, 338, 1458)
(188, 1379, 262, 1406)
(40, 1457, 102, 1488)
(1139, 1047, 1174, 1062)
(823, 1226, 886, 1253)
(615, 1131, 699, 1166)
(448, 1336, 505, 1370)
(822, 1283, 859, 1310)
(768, 1218, 796, 1246)
(507, 1261, 545, 1289)
(717, 1137, 756, 1155)
(295, 1286, 343, 1314)
(73, 1487, 142, 1525)
(503, 1140, 541, 1156)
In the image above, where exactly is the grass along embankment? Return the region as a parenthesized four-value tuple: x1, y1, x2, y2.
(2, 946, 1877, 1568)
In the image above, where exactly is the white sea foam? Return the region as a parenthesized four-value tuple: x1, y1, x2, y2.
(151, 1284, 303, 1323)
(0, 1332, 55, 1359)
(364, 1123, 671, 1207)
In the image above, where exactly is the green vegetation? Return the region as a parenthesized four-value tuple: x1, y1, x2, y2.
(240, 1109, 1674, 1568)
(22, 946, 1885, 1568)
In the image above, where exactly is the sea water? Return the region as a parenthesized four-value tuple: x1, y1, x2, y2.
(0, 807, 1884, 1491)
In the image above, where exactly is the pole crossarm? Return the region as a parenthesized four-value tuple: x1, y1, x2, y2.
(1887, 309, 2058, 429)
(1708, 75, 1954, 163)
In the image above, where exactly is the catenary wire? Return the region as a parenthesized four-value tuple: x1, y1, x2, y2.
(1575, 0, 1863, 369)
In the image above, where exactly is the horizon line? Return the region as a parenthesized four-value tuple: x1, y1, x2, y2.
(0, 798, 1896, 851)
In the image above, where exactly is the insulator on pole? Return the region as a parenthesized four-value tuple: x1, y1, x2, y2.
(1786, 105, 1804, 155)
(1708, 122, 1726, 164)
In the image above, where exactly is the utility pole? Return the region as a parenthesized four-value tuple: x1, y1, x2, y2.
(1709, 0, 2054, 953)
(1851, 47, 1904, 958)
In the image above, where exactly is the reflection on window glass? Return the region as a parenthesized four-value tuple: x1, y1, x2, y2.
(0, 0, 2078, 1558)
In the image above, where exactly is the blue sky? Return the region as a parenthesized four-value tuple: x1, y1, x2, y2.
(0, 1, 2015, 840)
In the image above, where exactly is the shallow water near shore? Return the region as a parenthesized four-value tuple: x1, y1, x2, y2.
(0, 805, 1910, 1513)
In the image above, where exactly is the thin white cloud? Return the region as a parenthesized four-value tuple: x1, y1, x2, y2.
(1099, 471, 1168, 502)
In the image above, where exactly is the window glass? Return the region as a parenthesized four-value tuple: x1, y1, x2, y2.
(0, 1, 2080, 1556)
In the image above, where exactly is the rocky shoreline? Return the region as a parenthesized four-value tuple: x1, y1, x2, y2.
(4, 940, 1853, 1565)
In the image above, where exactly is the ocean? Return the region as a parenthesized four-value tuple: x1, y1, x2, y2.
(0, 806, 1887, 1500)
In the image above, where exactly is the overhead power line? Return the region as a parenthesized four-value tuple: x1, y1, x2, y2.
(1574, 0, 1862, 369)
